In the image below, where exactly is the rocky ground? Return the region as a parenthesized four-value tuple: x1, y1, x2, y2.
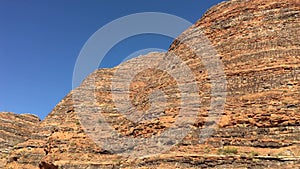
(1, 0, 300, 168)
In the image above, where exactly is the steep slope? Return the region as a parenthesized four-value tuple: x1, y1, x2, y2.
(5, 0, 300, 168)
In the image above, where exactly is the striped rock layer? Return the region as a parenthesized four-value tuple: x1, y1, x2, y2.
(4, 0, 300, 168)
(0, 112, 40, 168)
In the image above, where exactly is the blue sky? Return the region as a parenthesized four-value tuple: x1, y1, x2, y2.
(0, 0, 224, 119)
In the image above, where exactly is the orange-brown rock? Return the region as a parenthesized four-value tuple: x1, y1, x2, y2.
(0, 112, 40, 168)
(3, 0, 300, 168)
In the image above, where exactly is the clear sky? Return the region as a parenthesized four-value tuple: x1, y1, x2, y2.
(0, 0, 224, 119)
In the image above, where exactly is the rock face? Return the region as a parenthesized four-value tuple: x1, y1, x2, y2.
(0, 112, 40, 168)
(3, 0, 300, 168)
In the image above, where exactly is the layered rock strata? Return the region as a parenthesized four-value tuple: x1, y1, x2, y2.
(4, 0, 300, 168)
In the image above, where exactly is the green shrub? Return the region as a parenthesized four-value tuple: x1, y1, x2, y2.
(218, 147, 238, 155)
(250, 151, 259, 157)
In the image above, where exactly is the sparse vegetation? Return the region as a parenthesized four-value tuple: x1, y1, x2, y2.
(76, 121, 80, 125)
(204, 146, 211, 153)
(249, 150, 259, 157)
(218, 147, 238, 155)
(240, 153, 247, 158)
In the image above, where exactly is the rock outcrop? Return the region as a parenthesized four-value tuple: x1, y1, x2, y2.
(0, 112, 40, 168)
(3, 0, 300, 168)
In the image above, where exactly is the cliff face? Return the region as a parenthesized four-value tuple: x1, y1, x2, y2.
(3, 0, 300, 168)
